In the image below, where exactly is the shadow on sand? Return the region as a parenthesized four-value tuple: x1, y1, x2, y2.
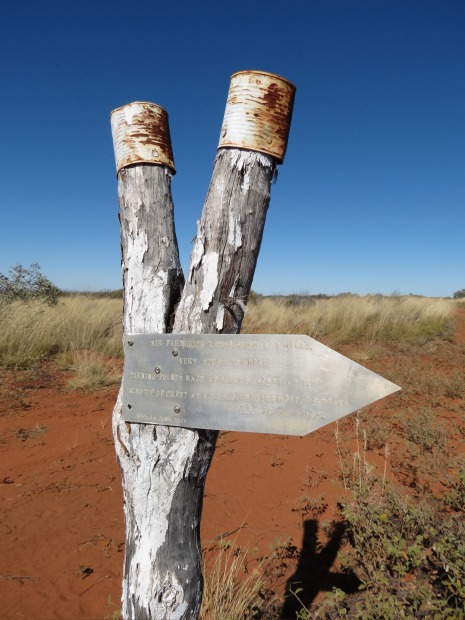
(279, 519, 360, 619)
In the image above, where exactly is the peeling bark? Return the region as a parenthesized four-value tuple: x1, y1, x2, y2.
(175, 148, 276, 335)
(114, 149, 277, 619)
(113, 164, 189, 619)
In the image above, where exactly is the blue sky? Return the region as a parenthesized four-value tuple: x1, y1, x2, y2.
(1, 1, 464, 297)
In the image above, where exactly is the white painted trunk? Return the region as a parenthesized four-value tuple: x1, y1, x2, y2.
(114, 150, 276, 619)
(113, 164, 191, 619)
(174, 149, 276, 335)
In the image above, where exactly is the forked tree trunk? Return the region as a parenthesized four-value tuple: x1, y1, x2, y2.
(112, 72, 295, 619)
(113, 151, 276, 619)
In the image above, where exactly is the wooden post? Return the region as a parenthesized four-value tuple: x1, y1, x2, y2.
(111, 73, 295, 619)
(110, 102, 187, 619)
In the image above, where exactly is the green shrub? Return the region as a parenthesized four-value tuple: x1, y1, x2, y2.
(0, 263, 60, 306)
(305, 420, 465, 619)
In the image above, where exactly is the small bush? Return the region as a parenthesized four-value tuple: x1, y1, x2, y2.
(331, 488, 465, 618)
(0, 263, 60, 306)
(305, 419, 465, 619)
(453, 289, 465, 299)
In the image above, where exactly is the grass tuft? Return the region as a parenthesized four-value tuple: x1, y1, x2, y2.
(65, 351, 121, 391)
(200, 539, 267, 620)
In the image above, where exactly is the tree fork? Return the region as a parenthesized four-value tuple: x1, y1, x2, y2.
(110, 73, 295, 619)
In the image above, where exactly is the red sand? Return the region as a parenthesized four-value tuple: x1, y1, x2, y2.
(1, 373, 344, 619)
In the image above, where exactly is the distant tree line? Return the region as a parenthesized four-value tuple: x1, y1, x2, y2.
(2, 264, 463, 304)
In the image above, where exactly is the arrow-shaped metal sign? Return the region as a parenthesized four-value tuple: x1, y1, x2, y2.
(122, 334, 400, 436)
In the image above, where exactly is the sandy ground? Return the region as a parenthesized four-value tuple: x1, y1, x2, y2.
(1, 374, 346, 619)
(1, 308, 464, 619)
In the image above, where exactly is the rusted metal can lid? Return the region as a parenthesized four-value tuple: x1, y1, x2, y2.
(110, 101, 176, 175)
(218, 70, 296, 163)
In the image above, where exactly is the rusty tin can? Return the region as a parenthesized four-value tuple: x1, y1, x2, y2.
(218, 70, 296, 163)
(110, 101, 175, 175)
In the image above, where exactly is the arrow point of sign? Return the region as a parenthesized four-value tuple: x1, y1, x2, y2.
(304, 337, 401, 431)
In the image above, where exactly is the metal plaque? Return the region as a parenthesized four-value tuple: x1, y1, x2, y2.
(122, 334, 400, 436)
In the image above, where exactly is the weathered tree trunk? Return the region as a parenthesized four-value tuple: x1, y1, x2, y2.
(112, 164, 187, 618)
(111, 72, 295, 620)
(113, 151, 276, 619)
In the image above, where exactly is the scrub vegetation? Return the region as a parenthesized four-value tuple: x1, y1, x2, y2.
(243, 293, 455, 346)
(0, 295, 121, 372)
(0, 285, 456, 373)
(299, 416, 465, 619)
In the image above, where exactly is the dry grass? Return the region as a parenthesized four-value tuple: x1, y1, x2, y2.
(243, 294, 455, 346)
(200, 540, 267, 620)
(0, 293, 457, 393)
(0, 296, 122, 367)
(0, 294, 454, 367)
(65, 351, 122, 391)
